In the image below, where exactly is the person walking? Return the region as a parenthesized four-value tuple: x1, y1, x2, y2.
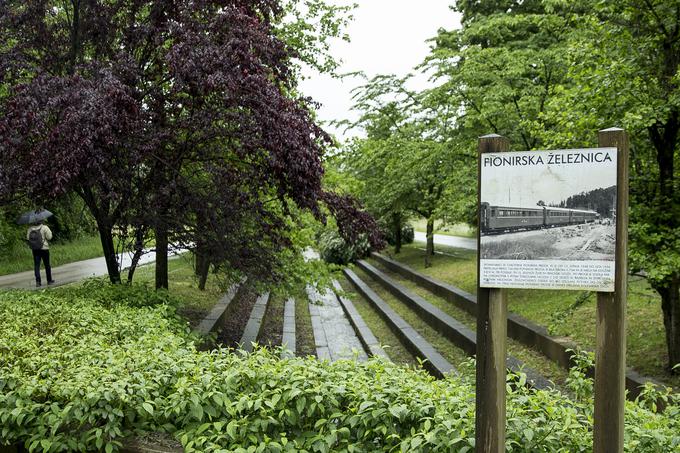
(27, 221, 54, 287)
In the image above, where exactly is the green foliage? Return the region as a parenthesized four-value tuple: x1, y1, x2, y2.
(1, 289, 679, 451)
(0, 289, 195, 451)
(337, 74, 458, 234)
(564, 350, 595, 402)
(0, 206, 30, 262)
(381, 223, 415, 246)
(535, 0, 680, 369)
(48, 194, 97, 242)
(66, 279, 179, 309)
(417, 1, 574, 227)
(277, 0, 356, 76)
(318, 229, 369, 265)
(266, 210, 342, 293)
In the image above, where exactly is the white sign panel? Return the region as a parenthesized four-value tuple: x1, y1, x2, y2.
(480, 147, 617, 291)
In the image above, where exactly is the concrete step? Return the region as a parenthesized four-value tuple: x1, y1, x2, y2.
(194, 283, 242, 350)
(307, 285, 368, 362)
(357, 260, 477, 354)
(343, 268, 455, 379)
(331, 279, 390, 361)
(370, 252, 663, 399)
(240, 292, 270, 352)
(357, 260, 553, 390)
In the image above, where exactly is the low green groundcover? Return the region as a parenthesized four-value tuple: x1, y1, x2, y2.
(0, 284, 678, 452)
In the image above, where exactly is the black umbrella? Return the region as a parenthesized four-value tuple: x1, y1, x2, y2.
(16, 209, 53, 225)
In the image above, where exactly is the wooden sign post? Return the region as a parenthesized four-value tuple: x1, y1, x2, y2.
(475, 129, 628, 453)
(594, 128, 629, 453)
(476, 134, 510, 453)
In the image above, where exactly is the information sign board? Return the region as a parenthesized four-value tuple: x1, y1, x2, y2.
(479, 147, 617, 291)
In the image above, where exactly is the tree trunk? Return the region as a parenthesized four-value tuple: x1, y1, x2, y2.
(97, 223, 121, 284)
(647, 111, 679, 373)
(195, 251, 205, 277)
(195, 247, 211, 291)
(197, 260, 210, 291)
(658, 277, 680, 373)
(127, 249, 143, 283)
(77, 186, 121, 284)
(155, 225, 169, 290)
(127, 228, 145, 283)
(425, 216, 435, 268)
(393, 213, 402, 254)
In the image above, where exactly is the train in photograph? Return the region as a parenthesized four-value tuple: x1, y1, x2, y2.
(480, 202, 600, 234)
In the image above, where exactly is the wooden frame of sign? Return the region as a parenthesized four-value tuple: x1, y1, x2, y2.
(475, 129, 629, 453)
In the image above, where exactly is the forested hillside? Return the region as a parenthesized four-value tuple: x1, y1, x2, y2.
(559, 185, 616, 217)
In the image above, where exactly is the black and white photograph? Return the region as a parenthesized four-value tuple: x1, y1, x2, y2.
(479, 147, 618, 291)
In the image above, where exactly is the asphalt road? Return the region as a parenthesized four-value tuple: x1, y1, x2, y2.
(414, 231, 477, 250)
(0, 249, 184, 290)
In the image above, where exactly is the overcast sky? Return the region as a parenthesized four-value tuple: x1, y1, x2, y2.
(481, 149, 618, 208)
(298, 1, 461, 142)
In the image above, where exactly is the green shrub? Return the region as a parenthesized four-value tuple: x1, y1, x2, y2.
(380, 222, 415, 246)
(66, 278, 179, 309)
(0, 290, 194, 451)
(0, 209, 26, 260)
(48, 194, 97, 242)
(0, 288, 678, 452)
(402, 224, 414, 244)
(318, 230, 370, 265)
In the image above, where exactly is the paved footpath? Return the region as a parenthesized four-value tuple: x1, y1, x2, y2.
(307, 285, 368, 362)
(414, 231, 477, 250)
(0, 249, 183, 290)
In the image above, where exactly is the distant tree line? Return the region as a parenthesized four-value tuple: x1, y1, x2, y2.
(556, 186, 617, 217)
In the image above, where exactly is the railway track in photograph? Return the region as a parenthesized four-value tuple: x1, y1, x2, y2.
(481, 223, 616, 261)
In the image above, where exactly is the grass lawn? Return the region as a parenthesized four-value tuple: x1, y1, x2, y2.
(132, 254, 225, 328)
(387, 243, 680, 389)
(258, 294, 285, 348)
(293, 284, 317, 358)
(366, 257, 570, 387)
(0, 234, 104, 276)
(411, 218, 476, 238)
(351, 266, 474, 376)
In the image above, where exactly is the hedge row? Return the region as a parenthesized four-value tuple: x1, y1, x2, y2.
(0, 285, 678, 452)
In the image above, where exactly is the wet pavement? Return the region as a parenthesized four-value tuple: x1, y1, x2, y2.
(307, 284, 368, 362)
(414, 231, 477, 250)
(0, 249, 184, 290)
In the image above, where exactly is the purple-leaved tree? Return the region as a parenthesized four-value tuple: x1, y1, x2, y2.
(0, 0, 383, 287)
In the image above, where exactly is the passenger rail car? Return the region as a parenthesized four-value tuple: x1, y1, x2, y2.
(481, 203, 599, 233)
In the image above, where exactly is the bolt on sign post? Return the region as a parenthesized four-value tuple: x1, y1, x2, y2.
(475, 129, 628, 453)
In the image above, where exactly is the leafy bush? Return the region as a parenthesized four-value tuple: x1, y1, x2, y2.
(0, 290, 195, 451)
(0, 215, 15, 252)
(318, 230, 370, 265)
(0, 208, 27, 261)
(403, 224, 415, 244)
(68, 278, 179, 309)
(379, 222, 415, 246)
(0, 288, 679, 452)
(48, 194, 97, 242)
